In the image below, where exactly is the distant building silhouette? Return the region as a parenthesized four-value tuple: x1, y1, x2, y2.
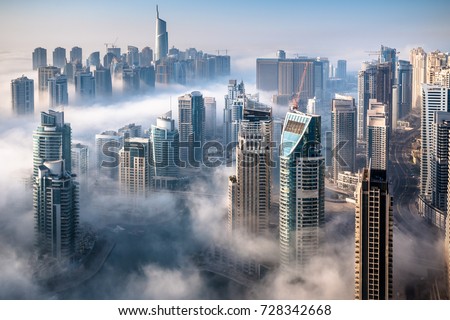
(33, 47, 47, 70)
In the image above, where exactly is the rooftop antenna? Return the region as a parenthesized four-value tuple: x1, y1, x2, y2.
(156, 5, 159, 18)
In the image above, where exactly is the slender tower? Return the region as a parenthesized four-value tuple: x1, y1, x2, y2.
(155, 5, 168, 62)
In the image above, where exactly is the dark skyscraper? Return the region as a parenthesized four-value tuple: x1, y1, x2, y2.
(355, 166, 393, 300)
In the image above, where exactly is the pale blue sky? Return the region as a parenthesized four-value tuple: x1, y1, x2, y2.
(0, 0, 449, 71)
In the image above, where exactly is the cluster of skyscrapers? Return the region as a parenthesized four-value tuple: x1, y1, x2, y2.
(11, 7, 229, 116)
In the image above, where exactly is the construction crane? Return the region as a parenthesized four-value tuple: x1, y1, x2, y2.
(216, 49, 228, 55)
(104, 37, 119, 51)
(290, 63, 309, 111)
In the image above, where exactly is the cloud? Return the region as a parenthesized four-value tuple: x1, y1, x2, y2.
(124, 264, 206, 299)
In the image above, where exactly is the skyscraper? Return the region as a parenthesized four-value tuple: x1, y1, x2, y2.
(33, 47, 47, 70)
(94, 67, 112, 97)
(223, 80, 245, 148)
(228, 104, 272, 236)
(336, 59, 347, 80)
(279, 111, 324, 272)
(366, 100, 388, 170)
(430, 112, 450, 214)
(155, 5, 168, 62)
(426, 50, 448, 85)
(420, 84, 450, 198)
(72, 143, 89, 178)
(127, 46, 140, 67)
(140, 47, 153, 66)
(122, 67, 140, 93)
(95, 130, 123, 180)
(119, 138, 151, 197)
(48, 74, 68, 108)
(256, 58, 279, 92)
(393, 60, 412, 123)
(33, 110, 71, 178)
(75, 70, 95, 101)
(178, 91, 205, 165)
(410, 47, 427, 110)
(38, 66, 60, 92)
(87, 51, 100, 68)
(150, 112, 180, 190)
(70, 46, 82, 63)
(53, 47, 66, 68)
(357, 62, 377, 140)
(204, 96, 217, 140)
(11, 76, 34, 115)
(331, 95, 357, 182)
(355, 166, 393, 300)
(34, 160, 79, 261)
(118, 123, 142, 139)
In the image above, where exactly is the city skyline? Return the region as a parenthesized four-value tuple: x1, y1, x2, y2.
(1, 1, 449, 74)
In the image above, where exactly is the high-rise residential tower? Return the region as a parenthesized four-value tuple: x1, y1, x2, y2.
(420, 84, 450, 198)
(366, 100, 388, 170)
(204, 97, 217, 140)
(155, 6, 168, 62)
(119, 137, 151, 197)
(70, 46, 82, 63)
(95, 130, 123, 180)
(150, 112, 180, 190)
(178, 91, 205, 165)
(331, 95, 357, 182)
(38, 66, 60, 92)
(33, 47, 47, 70)
(279, 111, 325, 272)
(228, 104, 272, 236)
(355, 166, 393, 300)
(34, 160, 79, 261)
(53, 47, 66, 68)
(11, 76, 34, 115)
(336, 60, 347, 80)
(94, 67, 112, 97)
(75, 70, 95, 101)
(48, 74, 68, 108)
(357, 62, 377, 140)
(430, 112, 450, 215)
(33, 110, 72, 178)
(410, 47, 427, 110)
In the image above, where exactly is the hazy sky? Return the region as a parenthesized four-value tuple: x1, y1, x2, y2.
(0, 0, 449, 72)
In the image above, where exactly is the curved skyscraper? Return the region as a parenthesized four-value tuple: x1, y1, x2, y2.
(155, 5, 168, 62)
(279, 111, 325, 273)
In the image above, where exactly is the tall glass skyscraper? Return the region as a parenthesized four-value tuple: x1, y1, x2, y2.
(279, 111, 324, 273)
(34, 160, 79, 261)
(33, 110, 72, 178)
(33, 110, 77, 261)
(150, 112, 180, 189)
(155, 5, 168, 62)
(178, 91, 205, 165)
